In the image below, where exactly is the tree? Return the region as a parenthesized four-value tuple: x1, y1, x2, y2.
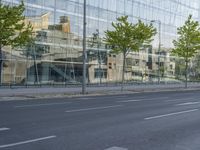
(190, 52, 200, 80)
(104, 16, 156, 91)
(172, 15, 200, 88)
(174, 58, 186, 80)
(0, 1, 33, 84)
(89, 29, 104, 84)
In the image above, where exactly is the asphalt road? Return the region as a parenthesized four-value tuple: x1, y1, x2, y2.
(0, 90, 200, 150)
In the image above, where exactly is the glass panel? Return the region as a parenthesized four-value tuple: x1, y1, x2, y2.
(1, 0, 200, 86)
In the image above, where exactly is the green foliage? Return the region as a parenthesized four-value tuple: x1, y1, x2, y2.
(104, 16, 156, 91)
(172, 15, 200, 88)
(188, 52, 200, 81)
(172, 15, 200, 62)
(104, 16, 157, 55)
(0, 1, 33, 48)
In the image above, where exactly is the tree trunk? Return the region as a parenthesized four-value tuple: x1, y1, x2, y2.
(185, 61, 188, 88)
(98, 48, 102, 85)
(121, 52, 126, 91)
(26, 52, 28, 87)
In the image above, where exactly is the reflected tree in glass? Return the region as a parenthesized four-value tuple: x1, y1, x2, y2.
(104, 16, 156, 91)
(172, 15, 200, 88)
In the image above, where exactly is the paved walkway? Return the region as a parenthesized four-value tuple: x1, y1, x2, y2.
(0, 83, 200, 101)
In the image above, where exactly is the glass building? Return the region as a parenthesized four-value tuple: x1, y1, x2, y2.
(1, 0, 200, 86)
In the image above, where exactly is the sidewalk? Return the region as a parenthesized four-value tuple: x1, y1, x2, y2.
(0, 83, 200, 101)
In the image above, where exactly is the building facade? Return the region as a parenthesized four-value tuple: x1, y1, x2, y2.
(1, 0, 200, 85)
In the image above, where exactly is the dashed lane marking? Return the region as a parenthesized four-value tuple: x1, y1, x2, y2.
(117, 99, 142, 103)
(165, 98, 196, 102)
(0, 135, 56, 149)
(144, 109, 199, 120)
(0, 128, 10, 131)
(66, 105, 123, 113)
(176, 102, 200, 106)
(117, 97, 169, 103)
(15, 102, 71, 108)
(104, 146, 128, 150)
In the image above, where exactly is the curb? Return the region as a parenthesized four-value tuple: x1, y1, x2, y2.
(0, 87, 199, 101)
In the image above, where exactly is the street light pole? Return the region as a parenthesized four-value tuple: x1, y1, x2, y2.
(158, 21, 161, 84)
(82, 0, 87, 94)
(96, 29, 102, 84)
(151, 20, 161, 84)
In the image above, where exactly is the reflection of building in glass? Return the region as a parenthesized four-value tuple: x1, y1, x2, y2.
(25, 12, 50, 32)
(1, 0, 200, 85)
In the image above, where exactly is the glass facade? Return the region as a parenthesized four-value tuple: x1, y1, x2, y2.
(1, 0, 200, 86)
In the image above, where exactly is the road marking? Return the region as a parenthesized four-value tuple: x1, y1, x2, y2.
(114, 96, 128, 98)
(117, 97, 169, 103)
(144, 97, 169, 100)
(176, 102, 200, 106)
(77, 97, 93, 100)
(0, 135, 56, 149)
(165, 98, 196, 102)
(105, 146, 128, 150)
(145, 109, 199, 120)
(117, 99, 142, 103)
(15, 102, 71, 108)
(0, 128, 10, 131)
(66, 105, 123, 113)
(115, 96, 146, 100)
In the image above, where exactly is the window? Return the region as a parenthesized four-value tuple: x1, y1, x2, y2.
(133, 59, 139, 66)
(109, 63, 112, 69)
(170, 64, 173, 69)
(94, 69, 107, 78)
(132, 72, 142, 76)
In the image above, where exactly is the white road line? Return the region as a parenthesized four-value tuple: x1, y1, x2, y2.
(117, 97, 169, 103)
(144, 97, 169, 100)
(165, 98, 196, 102)
(0, 128, 10, 131)
(77, 97, 93, 100)
(115, 97, 145, 100)
(65, 105, 123, 113)
(144, 109, 199, 120)
(0, 135, 56, 149)
(105, 146, 128, 150)
(114, 96, 128, 98)
(15, 102, 71, 108)
(176, 102, 200, 106)
(117, 99, 142, 103)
